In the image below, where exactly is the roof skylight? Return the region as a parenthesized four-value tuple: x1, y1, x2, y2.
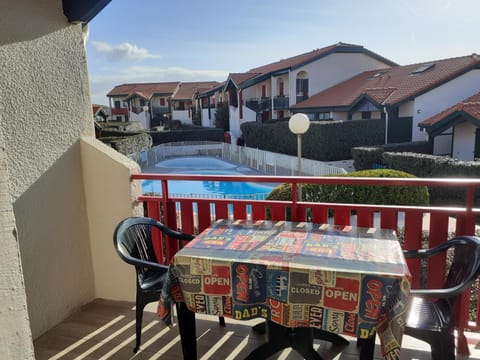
(410, 63, 435, 75)
(368, 71, 386, 80)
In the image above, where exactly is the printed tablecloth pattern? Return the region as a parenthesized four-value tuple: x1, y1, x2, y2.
(162, 219, 411, 360)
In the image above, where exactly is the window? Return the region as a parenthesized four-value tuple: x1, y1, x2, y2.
(116, 116, 122, 121)
(296, 79, 308, 97)
(114, 100, 121, 108)
(410, 63, 435, 75)
(318, 112, 331, 120)
(140, 99, 146, 107)
(160, 98, 165, 106)
(362, 111, 371, 119)
(367, 71, 386, 80)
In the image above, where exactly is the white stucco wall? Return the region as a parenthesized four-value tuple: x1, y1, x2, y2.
(201, 108, 215, 127)
(172, 109, 191, 124)
(398, 101, 414, 117)
(413, 69, 480, 141)
(0, 0, 96, 341)
(452, 122, 476, 160)
(229, 106, 241, 138)
(289, 52, 392, 105)
(129, 110, 149, 129)
(0, 127, 35, 359)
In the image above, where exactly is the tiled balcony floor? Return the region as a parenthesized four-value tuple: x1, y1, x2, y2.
(34, 299, 480, 359)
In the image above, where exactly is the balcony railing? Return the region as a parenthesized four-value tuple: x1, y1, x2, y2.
(273, 96, 289, 110)
(245, 97, 271, 113)
(132, 173, 480, 345)
(111, 107, 128, 116)
(152, 105, 170, 115)
(296, 94, 308, 103)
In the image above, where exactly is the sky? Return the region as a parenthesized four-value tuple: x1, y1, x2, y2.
(86, 0, 479, 105)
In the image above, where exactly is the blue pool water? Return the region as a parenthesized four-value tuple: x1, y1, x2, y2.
(142, 156, 275, 199)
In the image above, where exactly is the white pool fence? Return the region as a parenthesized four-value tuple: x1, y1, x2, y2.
(130, 141, 347, 176)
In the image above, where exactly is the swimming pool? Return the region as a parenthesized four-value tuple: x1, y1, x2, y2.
(142, 156, 276, 199)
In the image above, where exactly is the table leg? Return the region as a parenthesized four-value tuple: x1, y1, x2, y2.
(254, 321, 349, 347)
(357, 335, 376, 360)
(176, 302, 197, 360)
(313, 329, 350, 346)
(246, 320, 323, 360)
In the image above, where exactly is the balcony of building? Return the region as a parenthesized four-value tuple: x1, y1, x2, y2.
(274, 95, 290, 110)
(245, 97, 271, 113)
(33, 160, 480, 359)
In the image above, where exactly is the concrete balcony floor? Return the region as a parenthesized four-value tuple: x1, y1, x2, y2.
(34, 299, 480, 359)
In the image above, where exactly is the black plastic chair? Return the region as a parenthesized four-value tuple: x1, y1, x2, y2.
(113, 217, 224, 353)
(403, 235, 480, 360)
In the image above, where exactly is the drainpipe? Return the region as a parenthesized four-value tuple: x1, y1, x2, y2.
(383, 106, 389, 144)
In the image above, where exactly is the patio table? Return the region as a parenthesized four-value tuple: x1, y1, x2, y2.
(164, 219, 411, 360)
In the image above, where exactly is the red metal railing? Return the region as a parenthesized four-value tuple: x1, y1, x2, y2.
(133, 173, 480, 352)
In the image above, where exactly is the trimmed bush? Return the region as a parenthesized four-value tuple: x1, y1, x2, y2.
(352, 141, 432, 171)
(267, 169, 430, 206)
(383, 152, 480, 205)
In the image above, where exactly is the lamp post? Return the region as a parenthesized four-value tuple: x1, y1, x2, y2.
(289, 113, 310, 200)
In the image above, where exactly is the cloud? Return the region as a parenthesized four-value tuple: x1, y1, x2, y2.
(89, 65, 229, 105)
(91, 41, 161, 62)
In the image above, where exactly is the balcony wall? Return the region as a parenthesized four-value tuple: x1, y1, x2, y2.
(80, 137, 143, 302)
(1, 14, 96, 345)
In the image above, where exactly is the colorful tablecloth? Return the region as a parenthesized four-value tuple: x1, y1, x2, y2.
(161, 219, 411, 359)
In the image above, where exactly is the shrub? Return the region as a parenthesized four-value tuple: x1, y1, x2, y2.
(267, 169, 430, 206)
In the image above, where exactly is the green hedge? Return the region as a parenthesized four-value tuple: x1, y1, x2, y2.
(267, 169, 430, 206)
(382, 152, 480, 205)
(241, 119, 385, 161)
(352, 141, 432, 171)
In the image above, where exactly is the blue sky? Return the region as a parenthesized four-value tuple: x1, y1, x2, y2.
(86, 0, 479, 105)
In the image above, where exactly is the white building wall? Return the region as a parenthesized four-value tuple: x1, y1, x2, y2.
(452, 122, 476, 160)
(398, 101, 414, 117)
(0, 1, 96, 346)
(413, 69, 480, 141)
(172, 109, 191, 124)
(242, 86, 257, 100)
(229, 106, 241, 139)
(433, 132, 453, 155)
(331, 112, 347, 120)
(201, 108, 215, 127)
(289, 53, 392, 105)
(129, 111, 149, 129)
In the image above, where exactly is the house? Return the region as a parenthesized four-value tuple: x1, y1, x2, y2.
(292, 54, 480, 145)
(93, 104, 109, 121)
(221, 42, 397, 138)
(195, 81, 226, 128)
(1, 0, 145, 357)
(419, 92, 480, 160)
(107, 82, 180, 127)
(170, 81, 220, 125)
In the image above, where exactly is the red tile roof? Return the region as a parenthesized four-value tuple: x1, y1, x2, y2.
(293, 54, 480, 109)
(420, 92, 480, 128)
(225, 43, 396, 90)
(107, 82, 180, 99)
(92, 105, 101, 114)
(227, 73, 260, 87)
(247, 42, 392, 74)
(198, 81, 227, 97)
(171, 81, 220, 100)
